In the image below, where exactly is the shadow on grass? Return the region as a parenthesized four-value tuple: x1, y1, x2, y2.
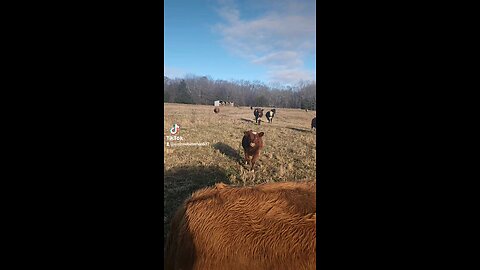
(164, 165, 230, 246)
(240, 118, 255, 123)
(213, 142, 243, 163)
(286, 127, 312, 133)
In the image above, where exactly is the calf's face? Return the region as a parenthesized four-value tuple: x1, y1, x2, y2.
(244, 130, 264, 148)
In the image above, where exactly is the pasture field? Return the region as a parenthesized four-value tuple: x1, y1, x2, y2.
(163, 103, 317, 243)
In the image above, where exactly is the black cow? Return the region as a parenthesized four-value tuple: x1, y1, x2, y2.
(311, 117, 316, 130)
(253, 108, 264, 125)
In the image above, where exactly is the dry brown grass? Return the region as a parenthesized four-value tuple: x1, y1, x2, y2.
(164, 103, 317, 243)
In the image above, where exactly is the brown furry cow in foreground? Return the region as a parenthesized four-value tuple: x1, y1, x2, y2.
(242, 130, 264, 170)
(164, 181, 316, 270)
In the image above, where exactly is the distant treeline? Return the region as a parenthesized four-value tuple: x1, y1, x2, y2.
(164, 75, 316, 110)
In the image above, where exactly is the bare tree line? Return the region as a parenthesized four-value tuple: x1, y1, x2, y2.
(164, 74, 316, 110)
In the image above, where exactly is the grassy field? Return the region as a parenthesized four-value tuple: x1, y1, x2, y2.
(163, 103, 317, 244)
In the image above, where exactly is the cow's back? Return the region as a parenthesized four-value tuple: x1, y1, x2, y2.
(164, 203, 196, 270)
(165, 181, 316, 270)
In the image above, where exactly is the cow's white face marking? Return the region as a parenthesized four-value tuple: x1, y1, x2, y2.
(250, 143, 255, 147)
(252, 132, 257, 134)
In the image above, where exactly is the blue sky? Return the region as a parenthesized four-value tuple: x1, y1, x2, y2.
(164, 0, 316, 86)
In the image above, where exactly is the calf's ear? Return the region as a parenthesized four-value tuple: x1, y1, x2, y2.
(259, 132, 264, 137)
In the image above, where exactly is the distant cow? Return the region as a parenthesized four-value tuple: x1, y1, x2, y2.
(250, 106, 253, 110)
(241, 130, 264, 170)
(253, 108, 264, 125)
(164, 181, 316, 270)
(311, 117, 316, 129)
(266, 109, 276, 123)
(214, 108, 220, 113)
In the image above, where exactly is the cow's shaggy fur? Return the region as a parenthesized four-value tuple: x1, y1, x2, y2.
(164, 181, 316, 270)
(242, 130, 264, 170)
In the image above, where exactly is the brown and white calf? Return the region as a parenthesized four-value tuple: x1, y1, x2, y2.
(242, 130, 264, 170)
(164, 181, 316, 270)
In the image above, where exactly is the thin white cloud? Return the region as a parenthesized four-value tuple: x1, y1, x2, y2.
(252, 51, 302, 69)
(215, 0, 240, 23)
(164, 65, 186, 79)
(213, 0, 316, 84)
(267, 69, 315, 84)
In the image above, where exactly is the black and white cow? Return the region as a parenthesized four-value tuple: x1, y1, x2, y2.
(266, 109, 276, 123)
